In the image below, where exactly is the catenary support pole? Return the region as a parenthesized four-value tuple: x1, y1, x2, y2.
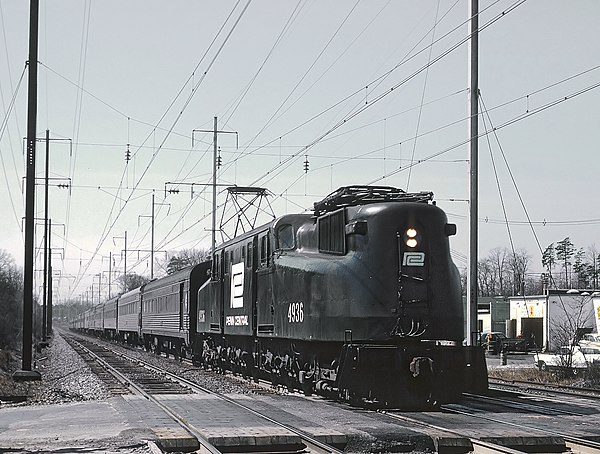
(15, 0, 41, 381)
(467, 0, 479, 346)
(47, 220, 53, 335)
(42, 129, 49, 342)
(212, 117, 218, 259)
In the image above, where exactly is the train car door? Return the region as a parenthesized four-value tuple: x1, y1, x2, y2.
(179, 281, 185, 331)
(250, 235, 259, 336)
(207, 250, 224, 334)
(224, 238, 256, 337)
(256, 231, 275, 336)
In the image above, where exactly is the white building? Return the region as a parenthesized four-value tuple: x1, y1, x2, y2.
(509, 290, 600, 351)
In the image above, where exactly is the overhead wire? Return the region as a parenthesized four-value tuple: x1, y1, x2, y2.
(248, 0, 528, 190)
(140, 25, 600, 261)
(54, 1, 596, 298)
(67, 1, 253, 297)
(0, 63, 28, 234)
(365, 76, 600, 184)
(225, 0, 393, 158)
(231, 0, 362, 160)
(63, 0, 92, 285)
(406, 0, 440, 191)
(220, 0, 305, 129)
(479, 92, 517, 269)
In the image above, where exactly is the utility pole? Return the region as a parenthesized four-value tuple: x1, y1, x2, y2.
(15, 0, 41, 381)
(108, 252, 112, 299)
(134, 192, 170, 279)
(212, 117, 217, 258)
(47, 219, 53, 335)
(191, 117, 238, 260)
(97, 273, 101, 303)
(466, 0, 479, 346)
(151, 193, 155, 278)
(41, 130, 49, 345)
(124, 230, 128, 284)
(113, 232, 128, 291)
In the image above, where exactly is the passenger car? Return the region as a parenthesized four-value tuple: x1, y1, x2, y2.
(535, 345, 600, 374)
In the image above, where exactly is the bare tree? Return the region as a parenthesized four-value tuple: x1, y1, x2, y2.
(162, 248, 210, 275)
(509, 248, 530, 296)
(549, 295, 593, 349)
(0, 250, 23, 349)
(546, 294, 596, 378)
(117, 273, 151, 293)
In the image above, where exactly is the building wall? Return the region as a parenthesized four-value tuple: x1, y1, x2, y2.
(463, 297, 509, 339)
(510, 291, 596, 351)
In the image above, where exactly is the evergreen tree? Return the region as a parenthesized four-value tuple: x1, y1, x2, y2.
(555, 237, 575, 288)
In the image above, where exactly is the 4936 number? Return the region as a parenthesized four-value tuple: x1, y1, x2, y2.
(288, 301, 304, 323)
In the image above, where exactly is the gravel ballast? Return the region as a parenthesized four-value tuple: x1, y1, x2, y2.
(1, 333, 112, 405)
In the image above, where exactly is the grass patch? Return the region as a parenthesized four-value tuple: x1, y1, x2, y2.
(489, 364, 600, 388)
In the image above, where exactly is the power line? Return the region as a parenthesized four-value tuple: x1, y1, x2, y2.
(244, 0, 528, 189)
(67, 1, 253, 298)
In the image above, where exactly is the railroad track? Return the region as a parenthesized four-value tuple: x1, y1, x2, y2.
(64, 335, 193, 396)
(61, 332, 343, 454)
(489, 377, 600, 399)
(63, 330, 600, 454)
(383, 404, 600, 454)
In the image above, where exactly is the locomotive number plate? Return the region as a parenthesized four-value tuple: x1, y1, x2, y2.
(402, 252, 425, 266)
(288, 302, 304, 323)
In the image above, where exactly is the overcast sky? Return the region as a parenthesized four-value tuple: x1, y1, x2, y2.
(1, 0, 599, 302)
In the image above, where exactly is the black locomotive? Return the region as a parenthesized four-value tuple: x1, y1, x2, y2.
(72, 185, 488, 408)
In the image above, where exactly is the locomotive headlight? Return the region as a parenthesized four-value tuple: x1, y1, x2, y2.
(405, 228, 418, 248)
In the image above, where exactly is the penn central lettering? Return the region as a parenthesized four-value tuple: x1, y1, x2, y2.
(226, 315, 249, 326)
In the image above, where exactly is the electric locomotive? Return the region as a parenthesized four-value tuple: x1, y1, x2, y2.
(195, 185, 488, 408)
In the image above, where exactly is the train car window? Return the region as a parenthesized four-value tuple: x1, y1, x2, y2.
(246, 241, 253, 267)
(276, 224, 294, 250)
(318, 209, 346, 254)
(224, 250, 230, 275)
(259, 235, 271, 266)
(241, 245, 245, 263)
(212, 254, 220, 280)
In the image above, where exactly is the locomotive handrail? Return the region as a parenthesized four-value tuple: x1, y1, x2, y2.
(313, 185, 433, 216)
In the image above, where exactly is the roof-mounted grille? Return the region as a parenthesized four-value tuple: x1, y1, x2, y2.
(313, 185, 434, 216)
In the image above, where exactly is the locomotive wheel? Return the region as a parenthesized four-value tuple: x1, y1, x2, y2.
(241, 351, 254, 380)
(301, 358, 317, 396)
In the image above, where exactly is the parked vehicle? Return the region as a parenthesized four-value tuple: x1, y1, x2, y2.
(480, 332, 529, 354)
(578, 333, 600, 349)
(535, 345, 600, 374)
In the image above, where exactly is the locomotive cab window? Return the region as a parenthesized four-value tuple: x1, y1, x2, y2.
(276, 224, 294, 250)
(318, 209, 345, 255)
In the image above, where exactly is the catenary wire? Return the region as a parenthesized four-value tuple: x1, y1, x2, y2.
(67, 1, 252, 297)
